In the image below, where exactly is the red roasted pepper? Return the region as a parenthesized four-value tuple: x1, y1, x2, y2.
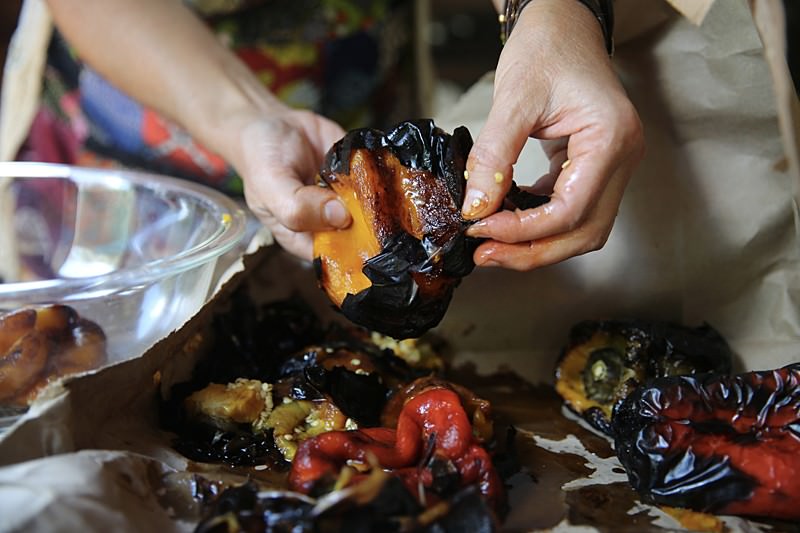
(612, 363, 800, 521)
(288, 387, 504, 511)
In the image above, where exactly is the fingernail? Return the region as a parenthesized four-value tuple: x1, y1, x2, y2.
(324, 199, 349, 228)
(494, 171, 504, 184)
(475, 249, 500, 267)
(465, 220, 489, 238)
(561, 159, 571, 169)
(464, 170, 469, 181)
(462, 189, 489, 218)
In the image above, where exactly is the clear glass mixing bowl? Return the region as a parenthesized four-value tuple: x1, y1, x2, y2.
(0, 162, 247, 420)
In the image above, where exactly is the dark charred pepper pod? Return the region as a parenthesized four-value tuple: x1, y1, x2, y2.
(194, 473, 497, 533)
(313, 119, 478, 340)
(555, 320, 733, 435)
(611, 363, 800, 521)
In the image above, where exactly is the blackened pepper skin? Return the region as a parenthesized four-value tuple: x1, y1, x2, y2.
(555, 320, 733, 435)
(313, 120, 478, 340)
(314, 119, 549, 340)
(612, 363, 800, 521)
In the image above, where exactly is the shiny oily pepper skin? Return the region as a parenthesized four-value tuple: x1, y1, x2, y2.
(313, 120, 477, 340)
(313, 120, 549, 340)
(555, 320, 733, 435)
(288, 385, 505, 513)
(612, 363, 800, 521)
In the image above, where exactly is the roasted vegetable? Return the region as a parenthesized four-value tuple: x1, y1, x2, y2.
(0, 305, 107, 406)
(611, 363, 800, 521)
(555, 320, 732, 434)
(201, 294, 325, 385)
(312, 119, 478, 340)
(381, 376, 494, 443)
(194, 470, 497, 533)
(184, 379, 274, 433)
(288, 383, 504, 512)
(164, 295, 439, 466)
(163, 290, 505, 529)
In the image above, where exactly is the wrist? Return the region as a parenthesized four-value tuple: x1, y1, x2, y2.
(191, 85, 288, 176)
(510, 0, 609, 57)
(501, 0, 613, 54)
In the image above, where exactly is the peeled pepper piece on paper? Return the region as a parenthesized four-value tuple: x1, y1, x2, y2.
(612, 363, 800, 521)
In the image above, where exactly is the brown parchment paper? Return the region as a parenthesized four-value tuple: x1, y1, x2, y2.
(0, 0, 799, 532)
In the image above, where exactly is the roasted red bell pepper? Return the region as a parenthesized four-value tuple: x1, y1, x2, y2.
(612, 363, 800, 520)
(288, 387, 504, 511)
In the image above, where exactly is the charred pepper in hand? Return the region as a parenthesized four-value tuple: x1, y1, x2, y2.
(313, 119, 478, 340)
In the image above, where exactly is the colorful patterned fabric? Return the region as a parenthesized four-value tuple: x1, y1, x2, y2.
(18, 0, 413, 195)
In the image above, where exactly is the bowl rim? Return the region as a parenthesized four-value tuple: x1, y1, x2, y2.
(0, 162, 248, 300)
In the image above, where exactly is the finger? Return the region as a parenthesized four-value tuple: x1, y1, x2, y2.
(528, 174, 558, 196)
(466, 125, 632, 243)
(247, 169, 351, 233)
(472, 233, 595, 271)
(268, 223, 314, 260)
(541, 137, 568, 163)
(297, 110, 346, 160)
(524, 139, 568, 196)
(249, 196, 315, 260)
(461, 91, 534, 220)
(544, 142, 569, 178)
(471, 159, 634, 270)
(472, 195, 618, 270)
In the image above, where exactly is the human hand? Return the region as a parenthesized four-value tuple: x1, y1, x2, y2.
(43, 0, 351, 260)
(231, 108, 350, 259)
(462, 0, 644, 270)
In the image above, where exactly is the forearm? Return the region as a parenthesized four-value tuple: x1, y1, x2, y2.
(45, 0, 280, 169)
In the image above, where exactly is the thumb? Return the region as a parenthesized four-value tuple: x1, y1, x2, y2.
(247, 168, 351, 232)
(461, 101, 532, 220)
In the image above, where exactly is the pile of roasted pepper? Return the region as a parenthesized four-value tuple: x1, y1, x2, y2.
(555, 319, 800, 522)
(161, 293, 509, 532)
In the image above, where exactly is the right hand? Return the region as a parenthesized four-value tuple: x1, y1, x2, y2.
(461, 0, 644, 271)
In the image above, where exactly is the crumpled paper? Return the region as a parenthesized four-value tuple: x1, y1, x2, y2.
(0, 450, 187, 533)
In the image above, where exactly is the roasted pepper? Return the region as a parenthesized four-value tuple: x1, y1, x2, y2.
(0, 305, 107, 406)
(288, 386, 504, 512)
(555, 320, 732, 434)
(612, 363, 800, 521)
(312, 120, 478, 339)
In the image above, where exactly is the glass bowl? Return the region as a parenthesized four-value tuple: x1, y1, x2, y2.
(0, 162, 246, 419)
